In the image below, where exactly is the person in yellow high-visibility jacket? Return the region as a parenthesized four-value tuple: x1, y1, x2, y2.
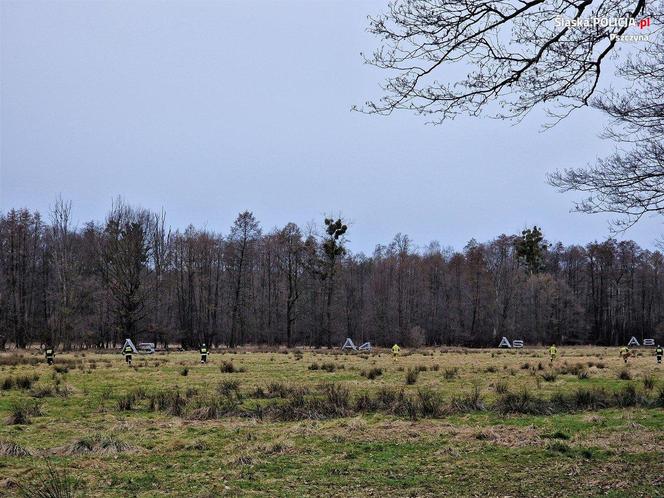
(620, 346, 631, 364)
(391, 344, 400, 361)
(548, 344, 558, 363)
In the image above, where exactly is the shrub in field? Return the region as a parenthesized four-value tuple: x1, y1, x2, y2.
(0, 355, 40, 367)
(53, 365, 69, 374)
(1, 375, 38, 391)
(542, 431, 570, 440)
(354, 393, 378, 412)
(321, 362, 336, 373)
(494, 381, 509, 394)
(30, 383, 55, 398)
(188, 396, 235, 420)
(577, 370, 589, 380)
(547, 441, 572, 454)
(17, 462, 75, 498)
(541, 372, 557, 382)
(520, 362, 530, 370)
(402, 396, 420, 420)
(443, 367, 458, 380)
(375, 387, 400, 410)
(62, 434, 134, 455)
(617, 369, 632, 380)
(416, 389, 443, 417)
(269, 391, 318, 421)
(570, 388, 610, 411)
(220, 361, 237, 373)
(452, 385, 484, 412)
(217, 380, 241, 399)
(308, 362, 320, 370)
(266, 382, 289, 398)
(657, 387, 664, 407)
(180, 367, 189, 377)
(15, 375, 39, 390)
(361, 368, 383, 380)
(405, 368, 419, 385)
(147, 391, 171, 412)
(614, 384, 643, 407)
(431, 364, 440, 372)
(116, 394, 135, 411)
(19, 463, 74, 498)
(558, 363, 585, 376)
(6, 400, 42, 425)
(0, 440, 32, 457)
(484, 366, 497, 373)
(643, 374, 655, 390)
(146, 390, 188, 416)
(495, 389, 550, 415)
(320, 383, 350, 414)
(260, 382, 309, 399)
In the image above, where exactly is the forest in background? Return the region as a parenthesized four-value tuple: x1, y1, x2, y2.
(1, 200, 663, 350)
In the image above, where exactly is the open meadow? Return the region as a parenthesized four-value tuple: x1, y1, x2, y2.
(0, 347, 662, 497)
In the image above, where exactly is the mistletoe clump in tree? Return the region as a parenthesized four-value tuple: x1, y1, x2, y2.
(516, 226, 548, 275)
(321, 218, 348, 347)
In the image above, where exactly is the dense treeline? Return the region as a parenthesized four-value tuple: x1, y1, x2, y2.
(1, 200, 663, 349)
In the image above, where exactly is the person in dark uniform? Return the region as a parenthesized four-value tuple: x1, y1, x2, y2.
(45, 347, 55, 365)
(656, 345, 663, 364)
(200, 343, 209, 364)
(123, 344, 134, 365)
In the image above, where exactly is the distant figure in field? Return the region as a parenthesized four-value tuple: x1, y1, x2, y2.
(620, 346, 631, 364)
(200, 344, 208, 364)
(123, 344, 134, 365)
(45, 346, 55, 365)
(548, 344, 557, 363)
(392, 344, 400, 360)
(656, 345, 662, 364)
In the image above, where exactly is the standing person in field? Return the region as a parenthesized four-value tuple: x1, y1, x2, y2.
(200, 343, 208, 364)
(45, 346, 55, 365)
(620, 346, 631, 364)
(123, 344, 134, 365)
(656, 345, 663, 364)
(548, 344, 557, 363)
(392, 344, 400, 361)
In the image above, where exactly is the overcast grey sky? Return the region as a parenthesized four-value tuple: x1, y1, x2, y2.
(1, 0, 661, 253)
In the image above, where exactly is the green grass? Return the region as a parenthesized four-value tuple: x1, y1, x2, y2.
(0, 346, 662, 496)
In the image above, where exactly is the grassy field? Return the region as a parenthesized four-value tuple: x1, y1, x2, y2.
(0, 346, 662, 497)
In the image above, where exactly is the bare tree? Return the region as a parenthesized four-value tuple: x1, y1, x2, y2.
(149, 209, 171, 347)
(276, 223, 305, 347)
(358, 0, 651, 123)
(49, 198, 78, 349)
(99, 200, 153, 343)
(548, 18, 664, 228)
(0, 210, 46, 348)
(228, 211, 261, 347)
